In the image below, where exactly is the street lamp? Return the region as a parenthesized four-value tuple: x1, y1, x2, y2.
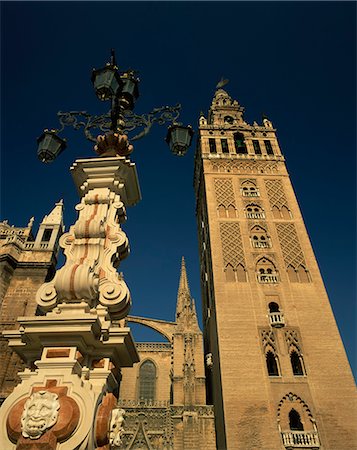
(37, 50, 193, 161)
(166, 123, 194, 157)
(37, 129, 67, 163)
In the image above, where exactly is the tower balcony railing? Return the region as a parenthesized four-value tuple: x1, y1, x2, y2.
(281, 431, 320, 448)
(269, 312, 285, 327)
(242, 190, 260, 197)
(2, 234, 26, 249)
(252, 240, 270, 249)
(258, 274, 278, 284)
(246, 212, 265, 219)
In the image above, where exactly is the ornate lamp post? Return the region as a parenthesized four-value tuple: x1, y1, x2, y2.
(0, 51, 193, 450)
(37, 49, 193, 162)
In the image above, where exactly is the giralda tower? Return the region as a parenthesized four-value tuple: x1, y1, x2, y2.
(194, 88, 356, 450)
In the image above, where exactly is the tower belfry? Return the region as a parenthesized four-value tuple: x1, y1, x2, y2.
(194, 88, 356, 449)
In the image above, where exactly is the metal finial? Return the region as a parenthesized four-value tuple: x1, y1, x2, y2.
(216, 77, 229, 89)
(110, 49, 116, 67)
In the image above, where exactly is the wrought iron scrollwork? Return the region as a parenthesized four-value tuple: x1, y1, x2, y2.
(56, 104, 181, 143)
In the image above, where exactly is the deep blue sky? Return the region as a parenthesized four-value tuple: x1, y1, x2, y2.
(1, 2, 356, 379)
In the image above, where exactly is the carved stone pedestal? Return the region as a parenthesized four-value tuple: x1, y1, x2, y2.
(0, 155, 141, 449)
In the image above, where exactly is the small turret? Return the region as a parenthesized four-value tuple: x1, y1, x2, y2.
(34, 200, 64, 254)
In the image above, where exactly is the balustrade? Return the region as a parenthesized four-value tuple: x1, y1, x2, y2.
(252, 240, 270, 248)
(281, 431, 320, 448)
(246, 212, 265, 219)
(269, 312, 285, 327)
(258, 274, 278, 283)
(242, 190, 259, 197)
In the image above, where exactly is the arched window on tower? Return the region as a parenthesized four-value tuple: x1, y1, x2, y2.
(241, 180, 260, 198)
(268, 302, 285, 327)
(245, 204, 265, 219)
(257, 258, 278, 283)
(290, 349, 306, 376)
(266, 349, 280, 376)
(289, 408, 304, 431)
(250, 225, 270, 249)
(139, 360, 156, 401)
(234, 132, 247, 154)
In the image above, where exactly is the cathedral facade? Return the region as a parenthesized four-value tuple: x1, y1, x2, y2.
(0, 89, 356, 450)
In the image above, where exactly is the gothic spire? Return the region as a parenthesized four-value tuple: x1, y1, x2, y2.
(178, 256, 190, 297)
(176, 257, 199, 330)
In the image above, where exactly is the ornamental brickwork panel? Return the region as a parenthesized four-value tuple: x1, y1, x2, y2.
(214, 178, 236, 208)
(210, 160, 279, 174)
(219, 223, 245, 268)
(260, 329, 277, 352)
(284, 329, 302, 352)
(265, 179, 288, 209)
(276, 223, 307, 269)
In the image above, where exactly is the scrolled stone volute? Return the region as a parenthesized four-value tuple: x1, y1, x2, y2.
(99, 278, 131, 320)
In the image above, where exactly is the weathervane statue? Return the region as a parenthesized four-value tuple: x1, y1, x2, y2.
(0, 50, 193, 450)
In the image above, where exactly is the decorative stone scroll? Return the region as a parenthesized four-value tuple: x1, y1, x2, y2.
(36, 157, 140, 320)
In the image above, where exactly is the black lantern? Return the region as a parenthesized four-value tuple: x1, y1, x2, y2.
(37, 130, 67, 163)
(120, 72, 139, 110)
(91, 65, 123, 101)
(166, 124, 194, 156)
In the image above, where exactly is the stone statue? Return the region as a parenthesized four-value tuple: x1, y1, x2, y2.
(205, 353, 213, 369)
(21, 390, 60, 439)
(109, 407, 126, 448)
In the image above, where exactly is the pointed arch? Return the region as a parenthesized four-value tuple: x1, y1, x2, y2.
(290, 349, 305, 376)
(272, 205, 281, 219)
(225, 264, 235, 282)
(227, 204, 237, 218)
(297, 265, 310, 283)
(138, 359, 156, 401)
(287, 265, 298, 282)
(277, 393, 317, 432)
(236, 264, 247, 282)
(218, 204, 226, 218)
(266, 349, 280, 376)
(281, 205, 291, 219)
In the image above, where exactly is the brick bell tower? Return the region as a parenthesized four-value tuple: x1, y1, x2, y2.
(194, 87, 357, 450)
